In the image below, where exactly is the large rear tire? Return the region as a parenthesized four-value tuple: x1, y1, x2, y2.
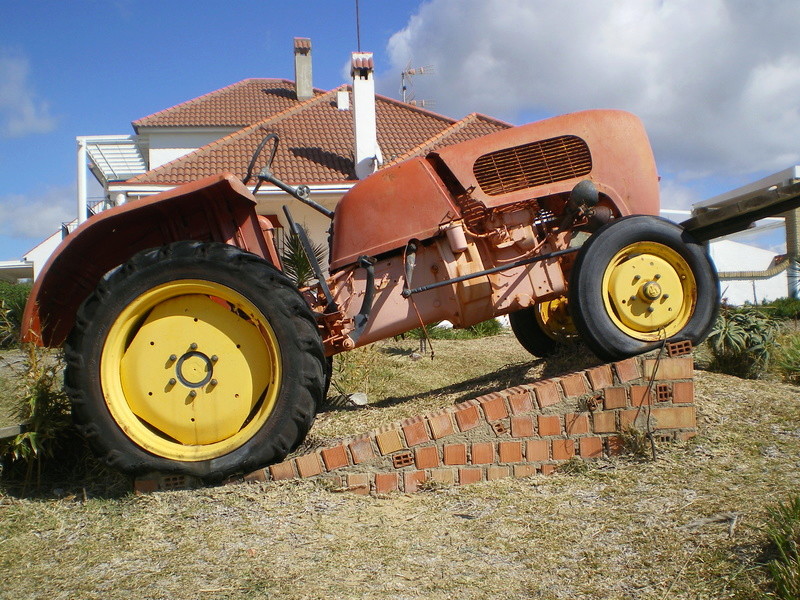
(569, 215, 718, 361)
(65, 241, 324, 481)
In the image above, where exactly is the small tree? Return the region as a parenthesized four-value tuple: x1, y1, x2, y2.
(280, 225, 327, 288)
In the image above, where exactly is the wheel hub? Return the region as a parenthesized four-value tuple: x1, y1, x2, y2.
(603, 243, 696, 338)
(174, 350, 214, 388)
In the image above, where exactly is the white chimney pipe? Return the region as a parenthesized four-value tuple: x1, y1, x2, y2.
(351, 52, 383, 179)
(294, 37, 313, 101)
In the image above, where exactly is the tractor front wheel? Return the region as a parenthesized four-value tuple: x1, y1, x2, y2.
(65, 241, 324, 481)
(510, 296, 576, 358)
(569, 215, 718, 361)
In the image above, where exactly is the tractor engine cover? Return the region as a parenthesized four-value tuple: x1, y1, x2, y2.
(329, 157, 459, 271)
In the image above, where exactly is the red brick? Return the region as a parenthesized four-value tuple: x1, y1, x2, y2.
(403, 470, 426, 492)
(134, 477, 160, 494)
(579, 436, 604, 458)
(586, 365, 614, 390)
(487, 465, 511, 480)
(498, 441, 523, 463)
(454, 405, 481, 432)
(511, 415, 535, 438)
(269, 461, 296, 481)
(459, 467, 483, 485)
(607, 435, 625, 456)
(565, 413, 590, 435)
(402, 419, 430, 446)
(644, 356, 693, 380)
(604, 387, 628, 409)
(428, 411, 455, 439)
(651, 406, 696, 430)
(348, 437, 375, 464)
(620, 408, 645, 429)
(614, 358, 641, 382)
(295, 454, 323, 478)
(526, 439, 550, 461)
(243, 469, 268, 483)
(560, 373, 588, 397)
(514, 464, 538, 478)
(479, 395, 508, 421)
(676, 430, 697, 441)
(375, 430, 404, 455)
(534, 381, 561, 408)
(415, 446, 440, 469)
(672, 381, 694, 403)
(592, 411, 617, 434)
(347, 473, 371, 495)
(430, 468, 456, 485)
(538, 414, 562, 436)
(508, 391, 534, 414)
(443, 443, 467, 465)
(320, 445, 349, 471)
(471, 442, 495, 464)
(630, 385, 652, 407)
(552, 439, 575, 460)
(540, 464, 556, 475)
(374, 472, 399, 494)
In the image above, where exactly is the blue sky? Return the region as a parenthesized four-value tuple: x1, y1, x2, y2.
(2, 0, 799, 260)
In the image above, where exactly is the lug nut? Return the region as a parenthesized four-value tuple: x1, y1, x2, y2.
(211, 355, 219, 363)
(654, 274, 661, 279)
(647, 306, 655, 313)
(169, 354, 177, 362)
(633, 275, 641, 281)
(663, 294, 670, 299)
(210, 379, 218, 386)
(168, 378, 177, 386)
(190, 343, 198, 350)
(189, 390, 197, 398)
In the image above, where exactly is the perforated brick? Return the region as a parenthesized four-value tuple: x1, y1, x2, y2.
(656, 383, 672, 402)
(392, 451, 415, 469)
(667, 340, 693, 357)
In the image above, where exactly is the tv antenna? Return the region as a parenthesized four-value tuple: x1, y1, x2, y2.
(401, 61, 434, 105)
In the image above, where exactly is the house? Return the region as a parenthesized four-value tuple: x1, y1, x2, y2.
(53, 38, 507, 278)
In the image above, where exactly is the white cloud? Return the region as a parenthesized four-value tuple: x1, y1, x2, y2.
(384, 0, 800, 179)
(0, 185, 74, 239)
(0, 52, 57, 138)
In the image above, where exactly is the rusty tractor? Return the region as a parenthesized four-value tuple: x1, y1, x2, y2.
(22, 109, 719, 480)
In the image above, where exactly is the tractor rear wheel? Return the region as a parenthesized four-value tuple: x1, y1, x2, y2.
(510, 296, 576, 357)
(65, 241, 324, 481)
(569, 215, 718, 361)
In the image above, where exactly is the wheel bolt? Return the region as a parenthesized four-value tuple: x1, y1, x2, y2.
(189, 390, 197, 398)
(210, 379, 218, 386)
(168, 378, 177, 386)
(633, 275, 641, 281)
(190, 343, 198, 350)
(654, 274, 661, 279)
(211, 355, 219, 363)
(169, 354, 177, 362)
(663, 294, 670, 299)
(647, 306, 655, 313)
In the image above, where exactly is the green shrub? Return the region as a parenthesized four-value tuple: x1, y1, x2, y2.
(280, 225, 327, 288)
(776, 335, 800, 385)
(761, 495, 800, 600)
(0, 281, 31, 347)
(706, 307, 777, 379)
(761, 297, 800, 321)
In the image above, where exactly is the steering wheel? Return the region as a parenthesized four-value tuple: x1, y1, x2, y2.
(242, 132, 279, 185)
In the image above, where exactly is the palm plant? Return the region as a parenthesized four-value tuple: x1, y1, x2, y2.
(280, 225, 327, 288)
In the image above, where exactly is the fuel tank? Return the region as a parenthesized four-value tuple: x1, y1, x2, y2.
(329, 157, 459, 271)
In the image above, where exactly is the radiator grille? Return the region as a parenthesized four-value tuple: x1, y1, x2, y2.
(473, 135, 592, 196)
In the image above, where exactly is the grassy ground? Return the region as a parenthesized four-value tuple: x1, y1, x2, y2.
(1, 333, 799, 599)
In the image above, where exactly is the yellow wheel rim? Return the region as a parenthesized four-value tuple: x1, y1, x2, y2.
(100, 280, 281, 462)
(601, 242, 696, 341)
(535, 297, 576, 342)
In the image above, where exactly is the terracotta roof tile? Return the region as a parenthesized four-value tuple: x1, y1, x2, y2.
(127, 81, 510, 186)
(132, 79, 323, 129)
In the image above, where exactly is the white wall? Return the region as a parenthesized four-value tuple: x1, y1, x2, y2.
(707, 239, 788, 305)
(142, 128, 239, 169)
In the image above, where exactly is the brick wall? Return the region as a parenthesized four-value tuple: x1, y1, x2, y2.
(220, 351, 696, 496)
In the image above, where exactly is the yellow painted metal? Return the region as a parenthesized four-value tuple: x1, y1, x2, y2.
(535, 296, 576, 341)
(101, 280, 281, 461)
(602, 242, 696, 341)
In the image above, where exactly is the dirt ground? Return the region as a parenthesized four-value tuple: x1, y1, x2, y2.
(1, 337, 799, 599)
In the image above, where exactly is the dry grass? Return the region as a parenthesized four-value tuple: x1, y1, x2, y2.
(1, 333, 799, 599)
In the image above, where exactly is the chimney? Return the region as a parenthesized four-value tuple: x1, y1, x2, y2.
(294, 37, 313, 101)
(351, 52, 383, 179)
